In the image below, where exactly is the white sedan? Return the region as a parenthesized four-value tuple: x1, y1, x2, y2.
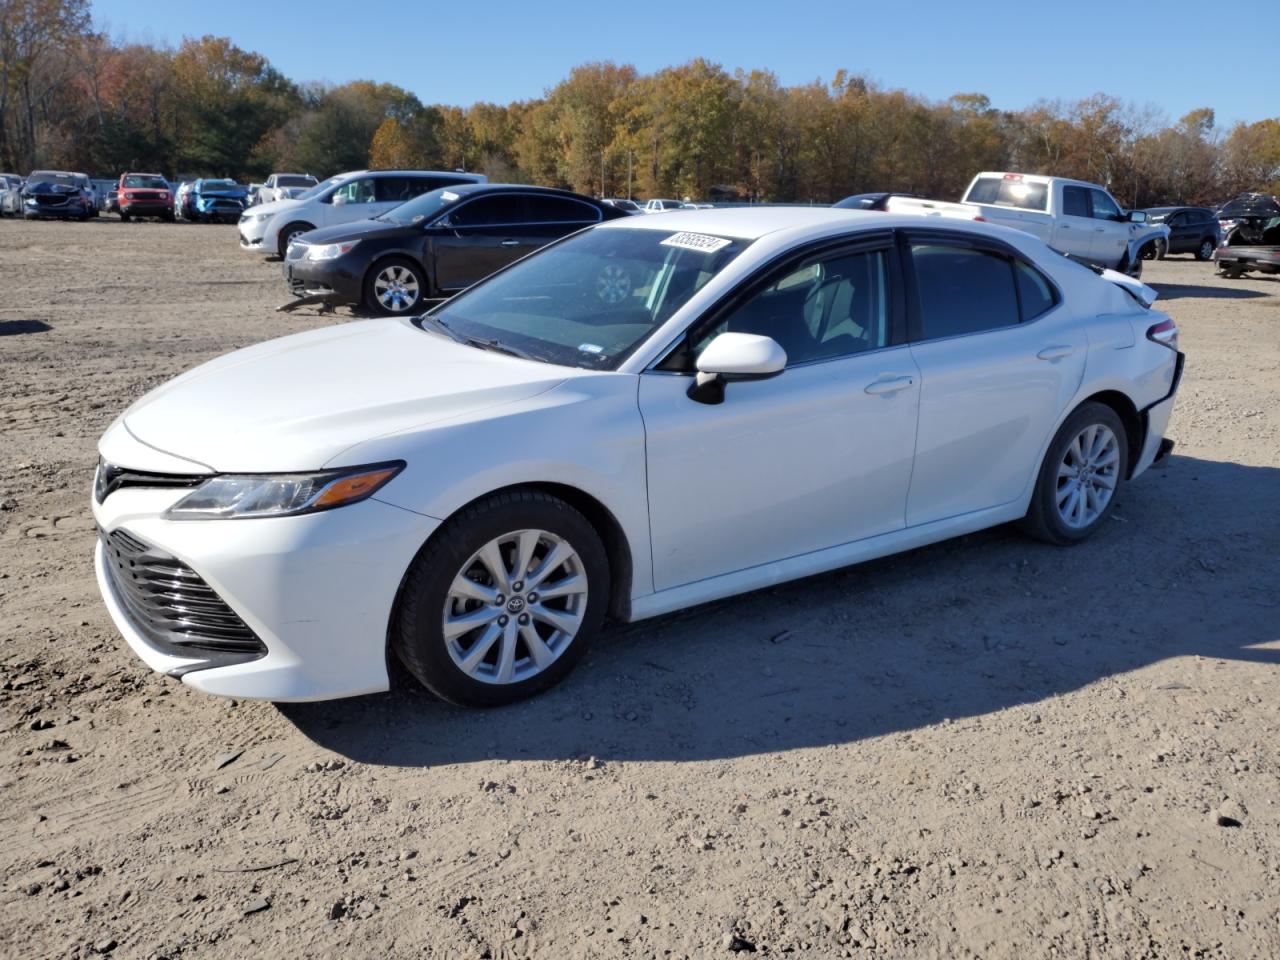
(92, 209, 1182, 705)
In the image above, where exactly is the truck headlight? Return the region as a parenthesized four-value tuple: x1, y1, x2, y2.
(164, 462, 403, 520)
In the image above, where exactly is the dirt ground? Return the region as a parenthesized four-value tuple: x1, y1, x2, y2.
(1, 218, 1278, 960)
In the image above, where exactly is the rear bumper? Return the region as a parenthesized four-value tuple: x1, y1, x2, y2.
(1214, 245, 1280, 273)
(1132, 350, 1184, 479)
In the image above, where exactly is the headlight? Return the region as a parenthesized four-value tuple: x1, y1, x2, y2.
(307, 240, 359, 261)
(164, 462, 403, 520)
(23, 197, 35, 204)
(255, 212, 272, 222)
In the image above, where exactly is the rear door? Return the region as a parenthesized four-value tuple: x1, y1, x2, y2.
(429, 194, 529, 292)
(1055, 185, 1097, 260)
(902, 233, 1085, 526)
(1088, 189, 1128, 267)
(521, 195, 601, 257)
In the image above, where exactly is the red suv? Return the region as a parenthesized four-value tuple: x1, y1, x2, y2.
(117, 173, 173, 222)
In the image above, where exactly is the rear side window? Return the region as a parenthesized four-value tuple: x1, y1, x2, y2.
(965, 176, 1048, 211)
(1014, 260, 1056, 321)
(1062, 186, 1090, 218)
(525, 196, 601, 224)
(910, 243, 1019, 340)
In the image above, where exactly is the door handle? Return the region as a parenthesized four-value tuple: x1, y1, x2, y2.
(1037, 345, 1074, 361)
(501, 239, 519, 247)
(864, 376, 914, 396)
(1094, 227, 1105, 233)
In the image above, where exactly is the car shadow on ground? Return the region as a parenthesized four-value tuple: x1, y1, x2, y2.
(0, 319, 52, 336)
(1148, 281, 1270, 300)
(280, 455, 1280, 766)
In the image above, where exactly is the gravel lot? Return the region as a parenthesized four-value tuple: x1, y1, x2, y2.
(1, 218, 1278, 960)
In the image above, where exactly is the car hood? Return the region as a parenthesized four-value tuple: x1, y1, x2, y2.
(119, 319, 575, 472)
(252, 197, 304, 219)
(299, 219, 414, 244)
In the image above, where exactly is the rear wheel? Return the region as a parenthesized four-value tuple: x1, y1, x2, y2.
(1020, 402, 1128, 545)
(392, 490, 609, 707)
(1195, 238, 1215, 261)
(364, 257, 427, 315)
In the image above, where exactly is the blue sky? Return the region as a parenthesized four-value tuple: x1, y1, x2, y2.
(93, 0, 1269, 128)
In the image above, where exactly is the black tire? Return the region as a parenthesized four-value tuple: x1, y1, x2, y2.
(119, 211, 130, 223)
(1140, 241, 1159, 261)
(1195, 237, 1215, 262)
(363, 256, 428, 315)
(276, 221, 314, 258)
(392, 490, 609, 707)
(1155, 239, 1167, 260)
(1020, 401, 1129, 546)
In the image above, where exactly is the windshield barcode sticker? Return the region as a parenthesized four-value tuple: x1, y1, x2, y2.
(441, 191, 459, 202)
(661, 232, 731, 253)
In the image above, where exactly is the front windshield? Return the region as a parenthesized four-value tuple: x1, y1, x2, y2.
(277, 175, 316, 188)
(430, 227, 752, 369)
(381, 187, 461, 225)
(200, 180, 239, 192)
(28, 172, 75, 186)
(124, 175, 167, 189)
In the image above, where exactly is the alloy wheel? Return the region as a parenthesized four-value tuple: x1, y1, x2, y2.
(443, 529, 588, 685)
(374, 265, 421, 312)
(1199, 239, 1214, 261)
(1055, 423, 1120, 529)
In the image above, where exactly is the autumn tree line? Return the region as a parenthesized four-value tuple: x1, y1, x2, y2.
(3, 0, 1278, 207)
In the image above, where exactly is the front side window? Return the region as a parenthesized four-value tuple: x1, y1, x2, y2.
(1089, 190, 1122, 221)
(332, 177, 376, 204)
(694, 248, 890, 366)
(449, 195, 525, 226)
(910, 243, 1019, 340)
(431, 227, 751, 369)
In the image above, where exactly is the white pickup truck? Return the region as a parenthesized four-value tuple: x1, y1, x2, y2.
(886, 172, 1168, 277)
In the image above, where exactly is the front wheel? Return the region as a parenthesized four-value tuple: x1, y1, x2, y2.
(392, 491, 609, 707)
(119, 211, 130, 223)
(1020, 402, 1128, 545)
(364, 257, 427, 315)
(276, 222, 313, 258)
(1195, 238, 1215, 262)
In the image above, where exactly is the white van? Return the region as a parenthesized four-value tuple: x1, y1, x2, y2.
(239, 169, 487, 258)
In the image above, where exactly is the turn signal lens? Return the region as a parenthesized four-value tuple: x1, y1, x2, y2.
(312, 468, 401, 508)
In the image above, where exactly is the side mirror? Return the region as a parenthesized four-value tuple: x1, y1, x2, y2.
(687, 332, 787, 405)
(1128, 210, 1147, 223)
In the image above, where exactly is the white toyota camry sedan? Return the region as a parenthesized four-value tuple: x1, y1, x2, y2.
(92, 208, 1182, 706)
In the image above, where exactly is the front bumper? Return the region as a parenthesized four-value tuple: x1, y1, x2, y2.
(92, 478, 440, 701)
(120, 200, 170, 217)
(283, 255, 364, 304)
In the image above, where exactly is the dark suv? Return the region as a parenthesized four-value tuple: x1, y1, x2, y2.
(1140, 206, 1220, 261)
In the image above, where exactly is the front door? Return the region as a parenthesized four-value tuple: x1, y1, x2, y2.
(431, 194, 535, 293)
(1088, 189, 1129, 267)
(641, 244, 920, 591)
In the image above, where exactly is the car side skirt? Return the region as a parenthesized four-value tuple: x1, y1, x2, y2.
(628, 500, 1026, 622)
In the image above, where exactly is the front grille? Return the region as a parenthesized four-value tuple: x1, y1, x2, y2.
(100, 528, 267, 662)
(35, 195, 72, 208)
(95, 458, 205, 503)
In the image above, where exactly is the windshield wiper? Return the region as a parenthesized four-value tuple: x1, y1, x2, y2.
(462, 336, 538, 362)
(418, 313, 467, 344)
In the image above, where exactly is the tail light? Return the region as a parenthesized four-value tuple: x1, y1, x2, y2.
(1147, 318, 1178, 351)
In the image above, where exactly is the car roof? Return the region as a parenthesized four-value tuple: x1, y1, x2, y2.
(594, 206, 895, 240)
(440, 182, 599, 201)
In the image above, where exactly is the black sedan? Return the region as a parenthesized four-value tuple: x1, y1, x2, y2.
(283, 184, 629, 315)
